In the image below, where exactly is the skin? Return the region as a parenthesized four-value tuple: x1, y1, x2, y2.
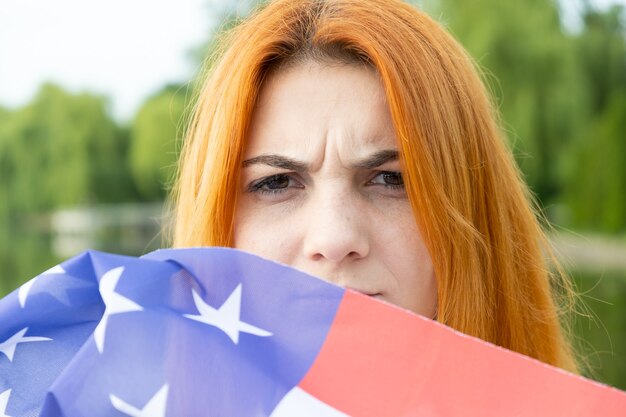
(233, 61, 437, 318)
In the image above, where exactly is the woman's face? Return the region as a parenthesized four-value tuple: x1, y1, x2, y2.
(233, 61, 437, 317)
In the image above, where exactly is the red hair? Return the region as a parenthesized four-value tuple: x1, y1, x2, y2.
(171, 0, 577, 372)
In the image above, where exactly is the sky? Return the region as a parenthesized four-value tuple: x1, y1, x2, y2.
(0, 0, 624, 123)
(0, 0, 213, 122)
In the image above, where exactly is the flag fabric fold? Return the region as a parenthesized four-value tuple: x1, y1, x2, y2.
(0, 247, 624, 416)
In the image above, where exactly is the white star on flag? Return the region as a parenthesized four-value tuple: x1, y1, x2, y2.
(18, 264, 66, 308)
(184, 284, 272, 344)
(0, 389, 14, 417)
(0, 327, 51, 362)
(110, 384, 169, 417)
(94, 267, 143, 354)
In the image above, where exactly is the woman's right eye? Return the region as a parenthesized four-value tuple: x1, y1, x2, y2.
(247, 174, 303, 195)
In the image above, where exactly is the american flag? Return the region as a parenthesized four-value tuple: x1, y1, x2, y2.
(0, 247, 624, 416)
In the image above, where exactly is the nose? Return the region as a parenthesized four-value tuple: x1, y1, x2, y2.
(302, 190, 370, 264)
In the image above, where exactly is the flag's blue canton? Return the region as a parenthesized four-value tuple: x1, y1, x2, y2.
(0, 248, 345, 417)
(0, 251, 101, 417)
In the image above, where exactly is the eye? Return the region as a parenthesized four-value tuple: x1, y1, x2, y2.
(247, 173, 303, 195)
(369, 171, 404, 189)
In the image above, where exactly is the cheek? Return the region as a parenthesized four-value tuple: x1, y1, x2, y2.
(232, 201, 301, 263)
(373, 204, 437, 316)
(378, 219, 432, 278)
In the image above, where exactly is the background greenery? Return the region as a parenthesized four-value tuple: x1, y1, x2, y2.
(0, 0, 624, 390)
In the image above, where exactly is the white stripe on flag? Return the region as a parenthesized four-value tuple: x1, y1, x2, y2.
(270, 387, 349, 417)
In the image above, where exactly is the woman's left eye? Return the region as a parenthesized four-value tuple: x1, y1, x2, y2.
(369, 171, 404, 189)
(247, 173, 303, 196)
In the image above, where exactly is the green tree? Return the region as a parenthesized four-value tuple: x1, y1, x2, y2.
(0, 106, 13, 218)
(425, 0, 589, 204)
(563, 5, 626, 233)
(129, 84, 189, 200)
(575, 5, 626, 114)
(0, 84, 138, 292)
(0, 106, 9, 124)
(0, 83, 134, 213)
(566, 93, 626, 232)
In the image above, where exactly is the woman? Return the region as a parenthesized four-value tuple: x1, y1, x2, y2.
(171, 0, 578, 372)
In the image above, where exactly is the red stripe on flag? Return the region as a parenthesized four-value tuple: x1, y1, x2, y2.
(299, 290, 626, 416)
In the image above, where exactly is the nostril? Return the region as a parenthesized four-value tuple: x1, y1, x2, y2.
(310, 253, 324, 261)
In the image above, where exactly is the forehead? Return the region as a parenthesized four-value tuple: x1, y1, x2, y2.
(245, 62, 397, 159)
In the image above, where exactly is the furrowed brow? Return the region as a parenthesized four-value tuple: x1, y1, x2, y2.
(351, 149, 399, 169)
(242, 154, 309, 172)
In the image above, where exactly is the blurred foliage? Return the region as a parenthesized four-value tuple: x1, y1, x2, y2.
(0, 0, 624, 390)
(427, 0, 588, 203)
(573, 269, 626, 390)
(564, 6, 626, 233)
(129, 84, 189, 200)
(0, 82, 188, 290)
(424, 0, 626, 233)
(0, 84, 135, 214)
(568, 93, 626, 232)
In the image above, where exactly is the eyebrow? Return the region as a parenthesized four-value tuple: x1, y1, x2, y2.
(242, 149, 399, 171)
(242, 154, 309, 172)
(351, 149, 399, 169)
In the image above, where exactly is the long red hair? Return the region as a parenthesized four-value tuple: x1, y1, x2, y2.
(171, 0, 577, 372)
